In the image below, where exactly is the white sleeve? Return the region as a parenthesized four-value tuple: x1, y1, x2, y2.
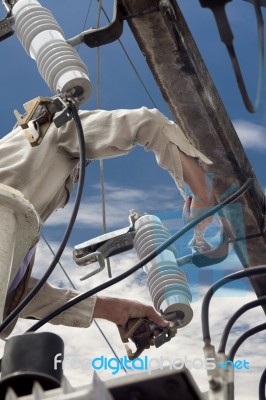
(19, 277, 97, 328)
(57, 107, 212, 198)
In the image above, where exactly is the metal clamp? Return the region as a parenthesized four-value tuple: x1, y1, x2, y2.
(14, 96, 76, 146)
(77, 252, 106, 281)
(177, 228, 230, 268)
(118, 315, 178, 360)
(73, 210, 137, 281)
(0, 15, 14, 42)
(67, 0, 123, 48)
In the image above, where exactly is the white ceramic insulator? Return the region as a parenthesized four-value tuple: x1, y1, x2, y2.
(12, 0, 92, 104)
(134, 215, 193, 327)
(0, 184, 40, 323)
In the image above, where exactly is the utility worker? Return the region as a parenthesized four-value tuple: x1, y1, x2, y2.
(0, 106, 214, 337)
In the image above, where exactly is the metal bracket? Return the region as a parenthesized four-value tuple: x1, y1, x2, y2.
(198, 0, 233, 45)
(2, 1, 15, 13)
(14, 96, 75, 147)
(191, 231, 230, 268)
(14, 97, 52, 130)
(153, 324, 177, 348)
(73, 227, 135, 280)
(73, 211, 141, 280)
(0, 15, 14, 42)
(14, 97, 54, 147)
(51, 97, 74, 128)
(177, 229, 230, 268)
(67, 0, 123, 48)
(78, 252, 106, 281)
(118, 316, 177, 360)
(198, 0, 264, 113)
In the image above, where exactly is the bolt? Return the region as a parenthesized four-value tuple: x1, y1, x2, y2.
(129, 209, 140, 222)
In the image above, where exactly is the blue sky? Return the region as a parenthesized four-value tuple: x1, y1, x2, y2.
(1, 1, 266, 399)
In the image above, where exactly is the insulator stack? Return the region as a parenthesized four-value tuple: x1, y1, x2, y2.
(134, 215, 193, 327)
(12, 0, 92, 104)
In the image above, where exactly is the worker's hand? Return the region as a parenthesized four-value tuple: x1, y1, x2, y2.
(93, 296, 169, 328)
(183, 195, 214, 252)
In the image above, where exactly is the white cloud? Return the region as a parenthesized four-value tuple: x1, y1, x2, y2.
(44, 184, 180, 228)
(233, 120, 266, 152)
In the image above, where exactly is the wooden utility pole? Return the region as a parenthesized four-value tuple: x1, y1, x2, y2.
(119, 0, 266, 299)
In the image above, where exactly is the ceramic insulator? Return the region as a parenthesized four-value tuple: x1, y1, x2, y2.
(12, 0, 92, 104)
(134, 215, 193, 327)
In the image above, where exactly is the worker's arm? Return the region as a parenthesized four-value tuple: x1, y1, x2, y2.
(19, 277, 96, 328)
(93, 296, 169, 327)
(19, 277, 169, 328)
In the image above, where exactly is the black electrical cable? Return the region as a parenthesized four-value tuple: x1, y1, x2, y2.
(218, 295, 266, 353)
(202, 266, 266, 344)
(228, 322, 266, 361)
(26, 177, 254, 332)
(259, 368, 266, 400)
(0, 103, 86, 334)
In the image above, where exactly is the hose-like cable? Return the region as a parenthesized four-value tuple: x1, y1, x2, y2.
(259, 368, 266, 400)
(202, 266, 266, 343)
(218, 295, 266, 353)
(228, 322, 266, 361)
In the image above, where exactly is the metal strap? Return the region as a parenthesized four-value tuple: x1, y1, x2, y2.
(199, 0, 264, 113)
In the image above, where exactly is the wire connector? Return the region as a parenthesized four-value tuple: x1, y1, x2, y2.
(118, 317, 178, 360)
(203, 343, 235, 399)
(14, 95, 77, 147)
